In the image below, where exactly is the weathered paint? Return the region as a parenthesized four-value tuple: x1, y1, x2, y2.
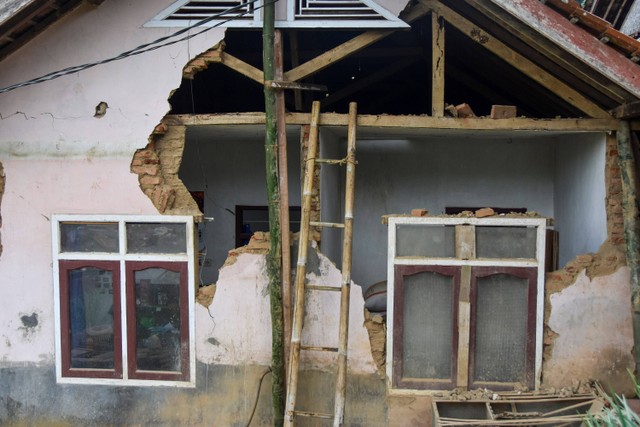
(197, 249, 377, 375)
(0, 159, 156, 364)
(491, 0, 640, 98)
(0, 362, 387, 426)
(544, 267, 635, 394)
(0, 0, 224, 159)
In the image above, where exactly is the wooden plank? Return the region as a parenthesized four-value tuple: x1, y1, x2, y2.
(432, 12, 446, 117)
(456, 225, 475, 259)
(424, 0, 611, 119)
(284, 30, 394, 82)
(220, 51, 264, 84)
(163, 112, 622, 131)
(267, 80, 327, 91)
(284, 3, 430, 83)
(456, 265, 472, 388)
(616, 124, 640, 312)
(275, 30, 292, 383)
(610, 101, 640, 119)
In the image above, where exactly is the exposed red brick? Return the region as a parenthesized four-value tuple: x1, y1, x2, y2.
(131, 164, 160, 176)
(139, 175, 161, 186)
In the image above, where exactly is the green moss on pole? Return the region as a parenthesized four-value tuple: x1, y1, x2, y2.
(262, 1, 285, 425)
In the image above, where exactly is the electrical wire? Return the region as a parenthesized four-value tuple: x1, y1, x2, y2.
(0, 0, 276, 94)
(245, 367, 272, 427)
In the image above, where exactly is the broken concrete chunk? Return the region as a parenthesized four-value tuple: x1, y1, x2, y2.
(490, 105, 517, 119)
(196, 284, 217, 307)
(475, 207, 495, 218)
(410, 208, 428, 217)
(455, 103, 476, 118)
(444, 104, 458, 117)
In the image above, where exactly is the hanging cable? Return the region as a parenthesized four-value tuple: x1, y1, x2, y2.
(0, 0, 276, 94)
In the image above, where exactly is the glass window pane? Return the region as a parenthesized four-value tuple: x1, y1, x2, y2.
(474, 273, 528, 383)
(402, 271, 454, 379)
(61, 223, 119, 253)
(134, 268, 182, 372)
(126, 223, 187, 254)
(68, 267, 115, 369)
(396, 225, 455, 257)
(476, 226, 536, 259)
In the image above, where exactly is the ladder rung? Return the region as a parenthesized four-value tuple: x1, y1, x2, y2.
(310, 221, 344, 228)
(294, 410, 334, 419)
(316, 158, 345, 165)
(300, 345, 339, 353)
(306, 284, 341, 292)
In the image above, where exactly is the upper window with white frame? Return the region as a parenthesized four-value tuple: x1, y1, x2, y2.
(52, 215, 196, 387)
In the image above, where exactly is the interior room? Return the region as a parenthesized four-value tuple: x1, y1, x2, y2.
(179, 126, 607, 291)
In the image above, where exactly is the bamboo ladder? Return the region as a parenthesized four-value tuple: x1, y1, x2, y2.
(284, 100, 358, 427)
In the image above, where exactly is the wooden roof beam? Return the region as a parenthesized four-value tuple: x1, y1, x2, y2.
(423, 0, 611, 119)
(284, 3, 430, 83)
(610, 101, 640, 119)
(163, 112, 626, 131)
(320, 57, 419, 108)
(462, 0, 634, 105)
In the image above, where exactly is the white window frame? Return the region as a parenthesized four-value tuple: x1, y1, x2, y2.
(386, 216, 547, 395)
(52, 214, 196, 388)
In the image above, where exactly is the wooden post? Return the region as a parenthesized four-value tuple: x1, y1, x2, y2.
(617, 121, 640, 369)
(263, 2, 285, 425)
(432, 11, 445, 117)
(275, 29, 292, 374)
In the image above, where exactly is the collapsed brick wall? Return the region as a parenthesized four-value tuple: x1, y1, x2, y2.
(131, 124, 202, 218)
(543, 132, 629, 363)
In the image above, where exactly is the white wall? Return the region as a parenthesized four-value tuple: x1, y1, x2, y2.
(553, 133, 607, 267)
(0, 0, 222, 157)
(0, 0, 225, 363)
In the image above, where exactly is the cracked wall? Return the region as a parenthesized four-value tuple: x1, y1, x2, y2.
(132, 125, 202, 218)
(543, 133, 635, 394)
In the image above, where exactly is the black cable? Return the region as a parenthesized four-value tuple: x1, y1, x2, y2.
(0, 0, 276, 94)
(246, 367, 272, 427)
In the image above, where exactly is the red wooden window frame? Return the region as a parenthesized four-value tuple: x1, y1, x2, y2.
(393, 265, 460, 390)
(59, 260, 123, 379)
(126, 261, 190, 382)
(468, 266, 537, 390)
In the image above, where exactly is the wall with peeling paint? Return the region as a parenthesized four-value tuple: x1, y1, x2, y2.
(0, 0, 222, 157)
(0, 159, 157, 364)
(545, 267, 635, 393)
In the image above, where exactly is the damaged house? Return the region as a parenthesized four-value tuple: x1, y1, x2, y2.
(1, 0, 640, 425)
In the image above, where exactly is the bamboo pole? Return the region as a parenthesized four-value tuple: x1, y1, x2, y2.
(333, 102, 358, 426)
(263, 2, 285, 425)
(274, 29, 292, 374)
(617, 121, 640, 370)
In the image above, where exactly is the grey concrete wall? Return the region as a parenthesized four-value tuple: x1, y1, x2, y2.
(0, 363, 386, 426)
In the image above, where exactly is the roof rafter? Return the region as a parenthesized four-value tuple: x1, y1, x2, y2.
(423, 0, 611, 118)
